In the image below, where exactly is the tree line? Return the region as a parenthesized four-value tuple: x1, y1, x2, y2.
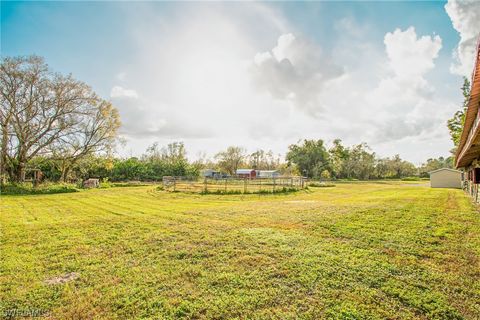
(17, 139, 453, 182)
(1, 56, 456, 185)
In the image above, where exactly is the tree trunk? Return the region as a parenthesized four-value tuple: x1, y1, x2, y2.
(0, 125, 9, 185)
(61, 166, 71, 183)
(16, 161, 26, 182)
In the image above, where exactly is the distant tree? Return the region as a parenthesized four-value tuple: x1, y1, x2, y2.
(143, 142, 197, 178)
(328, 139, 349, 178)
(286, 139, 330, 178)
(248, 149, 279, 170)
(373, 155, 417, 179)
(112, 157, 146, 181)
(215, 146, 246, 175)
(344, 143, 376, 180)
(388, 154, 416, 178)
(374, 158, 393, 179)
(0, 55, 120, 182)
(447, 77, 471, 150)
(418, 156, 453, 178)
(320, 169, 331, 181)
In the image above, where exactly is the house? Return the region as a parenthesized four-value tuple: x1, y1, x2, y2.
(236, 169, 256, 179)
(429, 168, 462, 189)
(258, 170, 280, 178)
(455, 37, 480, 199)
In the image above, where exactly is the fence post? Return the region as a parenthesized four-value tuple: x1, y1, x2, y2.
(273, 177, 276, 192)
(204, 177, 207, 193)
(173, 177, 176, 192)
(225, 178, 227, 193)
(244, 178, 247, 193)
(476, 184, 479, 202)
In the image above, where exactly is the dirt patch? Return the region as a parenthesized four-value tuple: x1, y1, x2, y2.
(45, 272, 79, 285)
(445, 192, 460, 211)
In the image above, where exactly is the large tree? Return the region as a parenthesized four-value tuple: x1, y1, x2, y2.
(0, 56, 120, 182)
(328, 139, 349, 179)
(215, 146, 245, 175)
(344, 143, 376, 180)
(286, 139, 330, 178)
(447, 77, 471, 150)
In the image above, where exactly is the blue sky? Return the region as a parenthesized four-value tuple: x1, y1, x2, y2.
(2, 1, 479, 163)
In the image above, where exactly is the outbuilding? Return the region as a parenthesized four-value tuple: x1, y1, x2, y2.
(258, 170, 280, 178)
(236, 169, 256, 179)
(429, 168, 462, 189)
(202, 169, 224, 178)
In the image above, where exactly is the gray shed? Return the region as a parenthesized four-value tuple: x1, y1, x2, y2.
(429, 168, 462, 189)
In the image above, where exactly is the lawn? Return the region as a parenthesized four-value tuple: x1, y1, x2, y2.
(1, 182, 479, 319)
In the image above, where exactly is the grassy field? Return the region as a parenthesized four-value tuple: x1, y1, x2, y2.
(1, 182, 479, 319)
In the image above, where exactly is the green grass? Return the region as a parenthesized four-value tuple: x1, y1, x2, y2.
(1, 182, 479, 319)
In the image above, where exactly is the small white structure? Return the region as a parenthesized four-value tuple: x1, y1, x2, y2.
(429, 168, 462, 189)
(258, 170, 280, 178)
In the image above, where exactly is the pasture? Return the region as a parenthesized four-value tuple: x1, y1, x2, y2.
(1, 182, 479, 319)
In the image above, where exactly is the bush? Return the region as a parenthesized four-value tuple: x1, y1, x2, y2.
(1, 182, 79, 195)
(99, 177, 113, 188)
(401, 176, 421, 181)
(308, 181, 336, 187)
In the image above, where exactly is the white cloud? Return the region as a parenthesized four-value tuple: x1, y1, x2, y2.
(104, 4, 458, 164)
(367, 27, 443, 141)
(110, 85, 138, 99)
(445, 0, 480, 76)
(384, 27, 442, 78)
(250, 33, 344, 116)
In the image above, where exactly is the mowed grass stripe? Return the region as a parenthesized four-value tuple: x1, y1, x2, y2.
(1, 182, 479, 319)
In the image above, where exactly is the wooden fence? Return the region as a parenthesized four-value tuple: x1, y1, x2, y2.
(162, 176, 307, 194)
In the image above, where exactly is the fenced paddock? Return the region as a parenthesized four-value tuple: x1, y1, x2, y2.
(162, 176, 308, 194)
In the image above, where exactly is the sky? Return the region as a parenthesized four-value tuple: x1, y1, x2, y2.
(2, 1, 480, 165)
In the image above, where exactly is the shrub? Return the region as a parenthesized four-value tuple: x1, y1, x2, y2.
(308, 181, 336, 187)
(99, 177, 113, 188)
(0, 182, 79, 195)
(401, 176, 421, 181)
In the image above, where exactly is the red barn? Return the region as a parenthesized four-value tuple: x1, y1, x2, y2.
(236, 169, 256, 178)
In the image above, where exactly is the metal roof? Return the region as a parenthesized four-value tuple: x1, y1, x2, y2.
(455, 37, 480, 168)
(429, 168, 462, 174)
(236, 169, 255, 173)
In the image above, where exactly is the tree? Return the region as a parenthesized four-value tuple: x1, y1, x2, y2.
(215, 146, 245, 175)
(52, 100, 120, 181)
(143, 142, 196, 178)
(328, 139, 349, 179)
(320, 169, 331, 180)
(418, 156, 453, 178)
(0, 55, 120, 182)
(447, 77, 471, 149)
(248, 149, 279, 170)
(286, 139, 330, 178)
(387, 154, 416, 178)
(345, 143, 376, 180)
